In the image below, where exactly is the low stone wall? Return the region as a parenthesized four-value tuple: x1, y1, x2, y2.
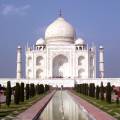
(0, 78, 120, 87)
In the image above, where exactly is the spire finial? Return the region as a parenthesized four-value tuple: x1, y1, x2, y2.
(59, 9, 62, 17)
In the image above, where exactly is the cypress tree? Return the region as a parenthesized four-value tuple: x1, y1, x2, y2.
(106, 82, 112, 103)
(89, 83, 95, 97)
(33, 84, 35, 96)
(89, 83, 92, 97)
(92, 83, 95, 97)
(100, 82, 104, 100)
(45, 84, 49, 92)
(29, 83, 35, 97)
(6, 81, 11, 106)
(96, 85, 100, 99)
(14, 83, 20, 104)
(29, 84, 32, 97)
(36, 84, 39, 95)
(39, 84, 44, 94)
(20, 82, 24, 102)
(26, 84, 29, 100)
(86, 84, 89, 96)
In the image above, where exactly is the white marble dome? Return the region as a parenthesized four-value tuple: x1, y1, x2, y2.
(36, 38, 45, 45)
(45, 17, 76, 44)
(75, 38, 86, 45)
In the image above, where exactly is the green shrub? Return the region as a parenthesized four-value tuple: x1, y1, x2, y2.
(100, 82, 104, 100)
(39, 84, 44, 94)
(14, 83, 20, 104)
(6, 81, 11, 106)
(45, 84, 49, 92)
(96, 85, 100, 99)
(20, 82, 24, 102)
(106, 82, 112, 103)
(26, 84, 29, 100)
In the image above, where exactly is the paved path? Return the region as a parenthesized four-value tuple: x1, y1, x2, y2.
(68, 91, 117, 120)
(14, 91, 55, 120)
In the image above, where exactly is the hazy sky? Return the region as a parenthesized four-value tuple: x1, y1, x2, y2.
(0, 0, 120, 78)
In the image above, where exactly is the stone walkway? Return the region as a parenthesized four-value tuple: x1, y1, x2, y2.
(14, 91, 55, 120)
(68, 91, 117, 120)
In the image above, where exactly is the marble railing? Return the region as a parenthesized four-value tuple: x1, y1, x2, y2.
(0, 78, 120, 87)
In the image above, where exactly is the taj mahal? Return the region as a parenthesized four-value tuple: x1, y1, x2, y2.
(25, 16, 97, 80)
(1, 15, 120, 87)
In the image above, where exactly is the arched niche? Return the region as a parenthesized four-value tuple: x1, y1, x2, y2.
(36, 56, 43, 66)
(27, 69, 32, 79)
(36, 69, 43, 79)
(78, 68, 85, 78)
(78, 56, 85, 65)
(52, 54, 69, 78)
(90, 56, 94, 66)
(27, 57, 32, 66)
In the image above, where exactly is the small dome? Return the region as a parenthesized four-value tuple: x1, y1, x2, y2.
(75, 38, 86, 45)
(45, 17, 76, 44)
(99, 45, 103, 49)
(36, 38, 45, 45)
(17, 45, 21, 49)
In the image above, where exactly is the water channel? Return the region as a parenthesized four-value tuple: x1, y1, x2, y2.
(38, 90, 95, 120)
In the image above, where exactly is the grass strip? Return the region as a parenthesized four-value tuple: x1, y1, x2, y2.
(73, 91, 120, 120)
(0, 93, 47, 119)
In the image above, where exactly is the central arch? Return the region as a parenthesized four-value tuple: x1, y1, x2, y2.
(52, 54, 69, 78)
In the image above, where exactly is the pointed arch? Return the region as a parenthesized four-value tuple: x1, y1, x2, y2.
(36, 56, 43, 65)
(27, 57, 32, 66)
(36, 69, 43, 79)
(78, 56, 85, 65)
(78, 68, 85, 78)
(52, 54, 68, 78)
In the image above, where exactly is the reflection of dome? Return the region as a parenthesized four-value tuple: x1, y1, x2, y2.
(36, 38, 45, 45)
(45, 17, 76, 44)
(75, 38, 86, 45)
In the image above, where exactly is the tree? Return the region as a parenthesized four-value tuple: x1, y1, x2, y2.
(20, 83, 24, 102)
(39, 84, 44, 94)
(29, 83, 35, 97)
(106, 82, 112, 103)
(14, 83, 20, 104)
(100, 82, 104, 100)
(36, 84, 39, 95)
(45, 84, 49, 92)
(89, 83, 95, 97)
(26, 84, 29, 100)
(6, 81, 11, 106)
(96, 85, 100, 99)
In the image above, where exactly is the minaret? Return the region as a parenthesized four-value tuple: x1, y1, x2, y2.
(99, 45, 104, 78)
(16, 45, 22, 80)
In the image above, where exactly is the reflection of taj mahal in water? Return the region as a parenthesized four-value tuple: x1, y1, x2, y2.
(17, 15, 104, 80)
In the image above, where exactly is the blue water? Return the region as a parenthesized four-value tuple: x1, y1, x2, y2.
(38, 91, 94, 120)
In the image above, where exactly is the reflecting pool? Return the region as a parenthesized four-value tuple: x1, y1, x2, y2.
(38, 91, 94, 120)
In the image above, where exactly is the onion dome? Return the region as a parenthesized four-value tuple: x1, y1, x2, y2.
(45, 17, 76, 44)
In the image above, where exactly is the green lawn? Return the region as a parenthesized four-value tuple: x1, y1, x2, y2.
(74, 91, 120, 120)
(0, 93, 47, 120)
